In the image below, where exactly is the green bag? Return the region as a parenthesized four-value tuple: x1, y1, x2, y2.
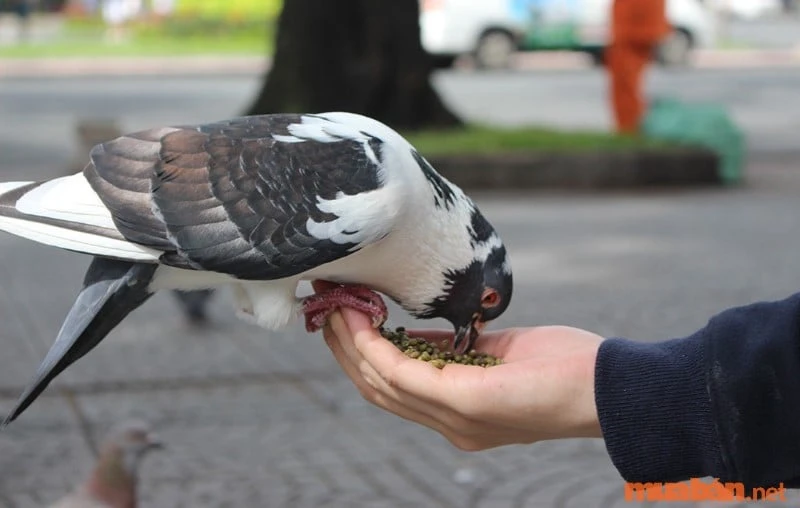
(642, 97, 746, 185)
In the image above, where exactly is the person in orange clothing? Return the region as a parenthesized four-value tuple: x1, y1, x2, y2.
(606, 0, 671, 134)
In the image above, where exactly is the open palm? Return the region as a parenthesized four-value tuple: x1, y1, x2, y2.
(321, 306, 604, 450)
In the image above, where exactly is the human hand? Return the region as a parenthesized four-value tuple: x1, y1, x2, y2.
(316, 285, 604, 450)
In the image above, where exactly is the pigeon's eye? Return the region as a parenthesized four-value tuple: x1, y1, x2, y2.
(481, 289, 500, 309)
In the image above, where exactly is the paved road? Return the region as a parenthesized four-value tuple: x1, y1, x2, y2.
(722, 14, 800, 49)
(0, 73, 799, 506)
(1, 66, 799, 181)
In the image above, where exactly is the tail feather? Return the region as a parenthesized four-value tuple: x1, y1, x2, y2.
(3, 257, 158, 425)
(0, 174, 159, 261)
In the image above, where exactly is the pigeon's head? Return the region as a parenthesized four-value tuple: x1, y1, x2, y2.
(416, 207, 513, 355)
(101, 420, 163, 474)
(445, 240, 513, 355)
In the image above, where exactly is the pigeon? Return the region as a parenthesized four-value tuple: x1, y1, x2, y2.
(50, 420, 162, 508)
(0, 112, 513, 425)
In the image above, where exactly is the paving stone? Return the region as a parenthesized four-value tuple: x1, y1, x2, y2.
(2, 74, 800, 507)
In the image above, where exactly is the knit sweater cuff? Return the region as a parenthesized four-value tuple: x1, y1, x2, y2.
(594, 335, 721, 482)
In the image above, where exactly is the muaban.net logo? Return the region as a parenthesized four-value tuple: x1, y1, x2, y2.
(624, 478, 787, 502)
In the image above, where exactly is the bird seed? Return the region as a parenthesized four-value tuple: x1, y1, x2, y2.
(380, 327, 503, 368)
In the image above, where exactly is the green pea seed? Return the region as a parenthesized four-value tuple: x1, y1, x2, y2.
(380, 327, 502, 368)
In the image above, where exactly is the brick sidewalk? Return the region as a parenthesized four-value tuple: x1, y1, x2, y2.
(2, 168, 800, 506)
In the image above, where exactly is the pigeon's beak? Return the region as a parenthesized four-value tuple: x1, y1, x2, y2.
(453, 313, 485, 355)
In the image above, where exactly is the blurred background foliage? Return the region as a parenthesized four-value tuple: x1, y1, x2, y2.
(0, 0, 284, 57)
(173, 0, 282, 19)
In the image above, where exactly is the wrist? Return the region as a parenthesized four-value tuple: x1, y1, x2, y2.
(532, 327, 603, 441)
(567, 340, 603, 439)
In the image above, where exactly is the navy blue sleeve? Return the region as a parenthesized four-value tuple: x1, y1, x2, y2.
(595, 292, 800, 487)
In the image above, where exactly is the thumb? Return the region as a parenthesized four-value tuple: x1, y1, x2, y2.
(340, 306, 378, 336)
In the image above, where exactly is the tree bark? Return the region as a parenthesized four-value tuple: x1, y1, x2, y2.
(244, 0, 461, 130)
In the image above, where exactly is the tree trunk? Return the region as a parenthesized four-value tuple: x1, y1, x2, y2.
(244, 0, 461, 130)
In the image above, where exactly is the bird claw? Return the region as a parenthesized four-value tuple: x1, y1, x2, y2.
(302, 285, 388, 332)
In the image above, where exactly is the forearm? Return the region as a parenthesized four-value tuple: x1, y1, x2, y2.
(595, 292, 800, 487)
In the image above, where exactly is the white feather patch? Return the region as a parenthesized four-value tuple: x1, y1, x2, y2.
(305, 187, 399, 248)
(0, 215, 159, 260)
(316, 112, 405, 147)
(271, 134, 305, 144)
(276, 115, 381, 166)
(472, 233, 503, 262)
(239, 279, 301, 330)
(286, 121, 340, 143)
(16, 173, 117, 230)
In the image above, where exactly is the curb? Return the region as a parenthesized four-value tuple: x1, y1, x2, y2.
(64, 119, 723, 191)
(429, 148, 722, 190)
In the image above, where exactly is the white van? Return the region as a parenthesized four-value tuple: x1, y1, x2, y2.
(420, 0, 716, 69)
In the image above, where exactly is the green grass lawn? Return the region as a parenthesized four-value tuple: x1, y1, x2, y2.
(405, 125, 676, 155)
(0, 13, 272, 58)
(0, 37, 268, 58)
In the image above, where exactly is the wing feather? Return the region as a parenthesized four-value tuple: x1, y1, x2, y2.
(84, 114, 398, 280)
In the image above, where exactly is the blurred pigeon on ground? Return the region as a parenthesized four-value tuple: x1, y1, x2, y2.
(0, 112, 513, 424)
(50, 420, 162, 508)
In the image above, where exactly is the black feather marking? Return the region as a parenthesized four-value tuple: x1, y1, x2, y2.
(415, 245, 512, 326)
(3, 258, 157, 424)
(415, 261, 483, 321)
(468, 207, 494, 247)
(411, 149, 456, 210)
(360, 131, 385, 165)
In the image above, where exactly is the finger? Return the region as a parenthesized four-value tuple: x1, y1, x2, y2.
(336, 306, 376, 336)
(321, 321, 376, 395)
(327, 311, 399, 397)
(335, 308, 473, 424)
(322, 316, 425, 417)
(323, 317, 463, 438)
(344, 308, 447, 403)
(331, 310, 413, 397)
(338, 308, 517, 431)
(333, 309, 406, 387)
(328, 310, 374, 370)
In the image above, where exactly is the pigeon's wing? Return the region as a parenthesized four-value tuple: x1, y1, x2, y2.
(84, 114, 397, 280)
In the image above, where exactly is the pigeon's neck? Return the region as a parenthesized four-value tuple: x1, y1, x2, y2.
(83, 448, 137, 508)
(336, 191, 477, 315)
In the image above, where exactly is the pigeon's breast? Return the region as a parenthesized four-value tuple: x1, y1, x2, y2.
(300, 214, 462, 315)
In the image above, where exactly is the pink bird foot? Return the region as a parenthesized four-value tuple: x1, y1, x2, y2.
(303, 285, 388, 332)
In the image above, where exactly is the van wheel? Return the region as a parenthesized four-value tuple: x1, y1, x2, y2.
(657, 29, 692, 67)
(587, 48, 605, 67)
(474, 30, 516, 70)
